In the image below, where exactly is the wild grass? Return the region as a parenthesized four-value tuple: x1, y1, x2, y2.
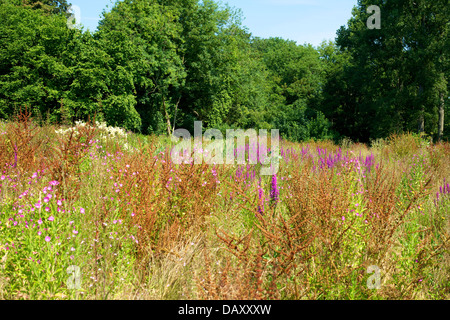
(0, 111, 449, 300)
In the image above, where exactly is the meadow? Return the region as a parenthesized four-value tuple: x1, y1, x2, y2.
(0, 111, 449, 300)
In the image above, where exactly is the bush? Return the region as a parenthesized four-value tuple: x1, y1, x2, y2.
(102, 95, 141, 132)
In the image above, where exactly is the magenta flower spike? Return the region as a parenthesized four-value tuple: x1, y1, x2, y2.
(270, 174, 279, 206)
(257, 178, 264, 215)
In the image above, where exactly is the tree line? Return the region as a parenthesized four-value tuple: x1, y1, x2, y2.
(0, 0, 448, 142)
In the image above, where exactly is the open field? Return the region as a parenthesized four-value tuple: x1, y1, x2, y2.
(0, 112, 449, 300)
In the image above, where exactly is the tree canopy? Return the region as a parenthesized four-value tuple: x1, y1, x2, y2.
(0, 0, 448, 142)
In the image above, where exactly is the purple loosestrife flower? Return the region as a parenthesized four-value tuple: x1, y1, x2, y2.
(270, 174, 279, 207)
(435, 179, 450, 207)
(257, 178, 264, 215)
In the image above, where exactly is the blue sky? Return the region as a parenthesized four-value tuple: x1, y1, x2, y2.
(69, 0, 357, 47)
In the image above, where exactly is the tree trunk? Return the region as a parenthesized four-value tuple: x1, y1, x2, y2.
(438, 92, 444, 142)
(163, 97, 172, 136)
(417, 111, 424, 134)
(172, 97, 181, 135)
(417, 85, 424, 134)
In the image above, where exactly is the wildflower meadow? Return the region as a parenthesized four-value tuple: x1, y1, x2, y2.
(0, 111, 449, 300)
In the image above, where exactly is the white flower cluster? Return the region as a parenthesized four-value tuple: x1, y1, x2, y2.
(94, 121, 127, 139)
(55, 121, 132, 151)
(55, 121, 126, 137)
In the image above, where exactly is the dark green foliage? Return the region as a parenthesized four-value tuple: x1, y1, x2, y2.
(252, 37, 334, 141)
(1, 0, 72, 16)
(0, 0, 448, 142)
(0, 3, 71, 119)
(102, 95, 141, 131)
(332, 0, 449, 142)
